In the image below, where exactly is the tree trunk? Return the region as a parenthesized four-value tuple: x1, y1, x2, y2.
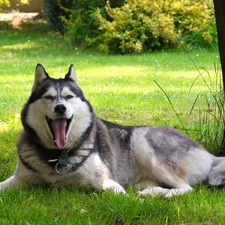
(213, 0, 225, 151)
(213, 0, 225, 89)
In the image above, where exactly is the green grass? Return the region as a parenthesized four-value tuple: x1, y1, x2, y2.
(0, 20, 225, 224)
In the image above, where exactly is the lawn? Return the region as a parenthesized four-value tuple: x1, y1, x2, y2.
(0, 20, 225, 224)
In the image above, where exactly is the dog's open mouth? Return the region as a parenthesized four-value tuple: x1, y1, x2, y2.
(46, 116, 73, 149)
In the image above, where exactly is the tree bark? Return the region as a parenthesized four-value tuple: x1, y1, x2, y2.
(213, 0, 225, 89)
(213, 0, 225, 151)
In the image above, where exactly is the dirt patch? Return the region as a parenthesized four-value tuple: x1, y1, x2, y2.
(0, 12, 42, 28)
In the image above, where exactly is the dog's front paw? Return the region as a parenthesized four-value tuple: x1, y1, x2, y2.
(0, 175, 24, 191)
(102, 179, 126, 194)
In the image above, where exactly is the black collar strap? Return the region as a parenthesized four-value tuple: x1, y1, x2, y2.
(48, 142, 94, 174)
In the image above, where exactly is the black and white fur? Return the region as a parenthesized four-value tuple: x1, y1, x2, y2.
(0, 64, 225, 197)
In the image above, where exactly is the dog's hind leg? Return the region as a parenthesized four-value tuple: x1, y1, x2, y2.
(134, 180, 169, 197)
(134, 179, 191, 197)
(137, 187, 170, 197)
(149, 170, 193, 197)
(136, 181, 192, 198)
(164, 185, 193, 197)
(134, 180, 159, 191)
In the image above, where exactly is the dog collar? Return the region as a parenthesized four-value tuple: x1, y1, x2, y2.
(47, 143, 94, 174)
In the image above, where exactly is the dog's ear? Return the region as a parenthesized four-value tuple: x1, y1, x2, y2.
(32, 64, 49, 91)
(65, 64, 78, 84)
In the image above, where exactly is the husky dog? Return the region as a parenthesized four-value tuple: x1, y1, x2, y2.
(0, 64, 225, 197)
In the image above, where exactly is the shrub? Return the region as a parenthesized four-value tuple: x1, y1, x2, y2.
(64, 0, 106, 48)
(44, 0, 74, 33)
(43, 0, 122, 48)
(64, 0, 126, 48)
(171, 0, 216, 48)
(96, 0, 215, 54)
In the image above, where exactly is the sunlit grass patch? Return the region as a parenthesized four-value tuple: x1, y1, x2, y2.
(0, 122, 9, 133)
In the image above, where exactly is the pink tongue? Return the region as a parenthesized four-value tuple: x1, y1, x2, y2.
(51, 118, 67, 148)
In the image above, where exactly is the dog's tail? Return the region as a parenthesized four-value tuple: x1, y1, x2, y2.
(208, 157, 225, 186)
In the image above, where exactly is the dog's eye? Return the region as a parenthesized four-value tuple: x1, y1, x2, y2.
(44, 95, 53, 100)
(66, 95, 73, 99)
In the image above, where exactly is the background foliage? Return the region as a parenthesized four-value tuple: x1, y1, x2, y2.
(44, 0, 73, 33)
(43, 0, 125, 48)
(0, 0, 30, 10)
(96, 0, 215, 53)
(0, 0, 9, 8)
(44, 0, 216, 54)
(64, 0, 106, 48)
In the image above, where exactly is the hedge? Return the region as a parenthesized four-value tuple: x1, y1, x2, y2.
(44, 0, 216, 54)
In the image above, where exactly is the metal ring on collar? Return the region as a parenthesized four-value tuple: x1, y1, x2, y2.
(55, 163, 69, 175)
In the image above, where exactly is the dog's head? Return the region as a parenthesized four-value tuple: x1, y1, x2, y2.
(22, 64, 93, 149)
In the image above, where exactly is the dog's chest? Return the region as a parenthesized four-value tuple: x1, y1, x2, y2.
(47, 143, 94, 175)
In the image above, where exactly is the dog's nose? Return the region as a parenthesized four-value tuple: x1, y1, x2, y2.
(55, 104, 66, 115)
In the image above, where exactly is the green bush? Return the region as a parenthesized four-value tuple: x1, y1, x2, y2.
(64, 0, 106, 48)
(64, 0, 126, 48)
(44, 0, 74, 33)
(96, 0, 215, 54)
(44, 0, 216, 53)
(43, 0, 123, 48)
